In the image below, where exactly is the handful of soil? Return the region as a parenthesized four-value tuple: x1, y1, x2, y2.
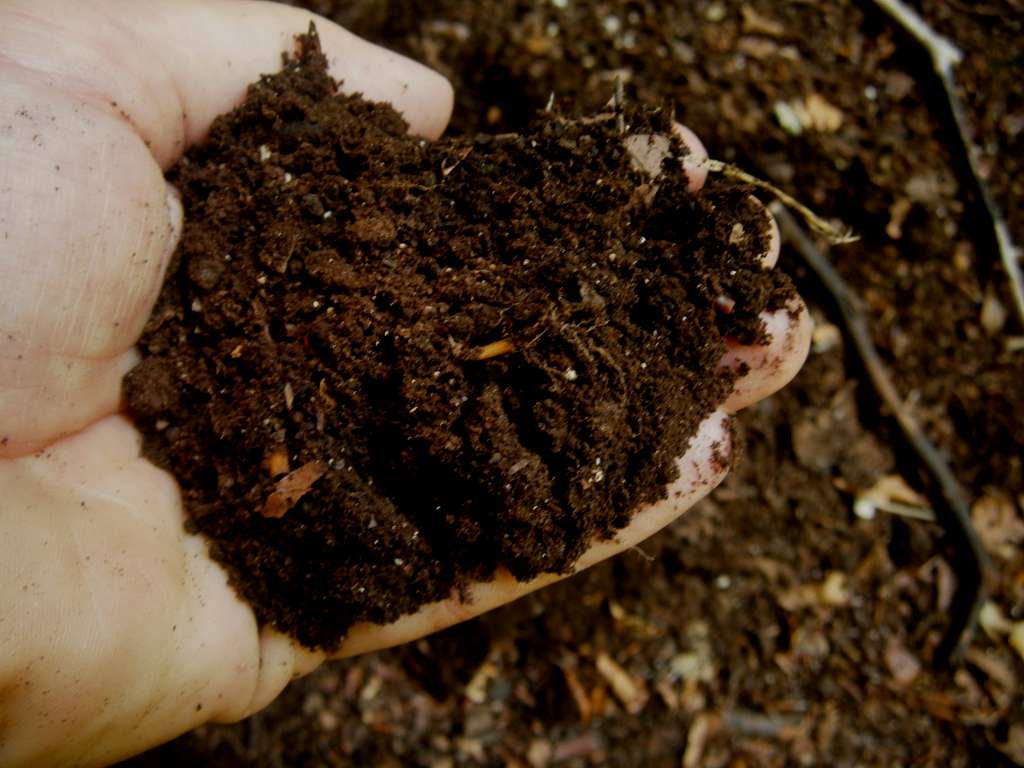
(124, 28, 794, 650)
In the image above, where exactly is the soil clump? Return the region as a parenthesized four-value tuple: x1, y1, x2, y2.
(125, 29, 792, 650)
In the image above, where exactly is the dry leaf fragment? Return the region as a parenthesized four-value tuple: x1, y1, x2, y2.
(683, 712, 717, 768)
(741, 5, 785, 36)
(560, 664, 593, 723)
(526, 739, 552, 768)
(971, 494, 1024, 560)
(979, 601, 1014, 639)
(778, 571, 851, 610)
(262, 460, 328, 518)
(265, 449, 290, 478)
(595, 652, 648, 714)
(802, 93, 844, 132)
(773, 94, 844, 135)
(981, 288, 1008, 335)
(465, 660, 498, 704)
(550, 731, 603, 762)
(854, 474, 933, 521)
(1010, 623, 1024, 664)
(886, 197, 913, 239)
(441, 145, 474, 176)
(884, 637, 921, 687)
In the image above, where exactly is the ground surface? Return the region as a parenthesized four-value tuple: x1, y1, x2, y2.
(125, 1, 1024, 765)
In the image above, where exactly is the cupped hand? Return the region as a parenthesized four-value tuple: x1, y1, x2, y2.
(0, 2, 810, 765)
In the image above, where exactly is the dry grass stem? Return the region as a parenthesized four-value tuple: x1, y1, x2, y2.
(702, 159, 858, 245)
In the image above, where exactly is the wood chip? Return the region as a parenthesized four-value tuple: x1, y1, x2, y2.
(265, 449, 290, 478)
(560, 664, 593, 723)
(465, 660, 498, 704)
(978, 601, 1014, 639)
(262, 460, 328, 518)
(884, 637, 921, 687)
(683, 713, 717, 768)
(551, 731, 602, 762)
(474, 338, 517, 360)
(1010, 623, 1024, 664)
(595, 652, 648, 714)
(971, 494, 1024, 560)
(778, 571, 851, 610)
(741, 5, 785, 36)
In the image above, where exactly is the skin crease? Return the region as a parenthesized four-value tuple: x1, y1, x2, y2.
(0, 1, 811, 765)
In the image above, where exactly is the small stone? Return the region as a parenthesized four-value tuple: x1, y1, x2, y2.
(704, 3, 727, 22)
(981, 288, 1008, 335)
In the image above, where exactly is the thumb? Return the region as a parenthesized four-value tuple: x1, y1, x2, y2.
(0, 0, 452, 455)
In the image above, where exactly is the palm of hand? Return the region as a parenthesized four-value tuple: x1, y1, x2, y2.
(0, 2, 809, 766)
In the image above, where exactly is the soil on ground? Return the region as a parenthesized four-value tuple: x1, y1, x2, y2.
(124, 1, 1024, 766)
(124, 30, 790, 650)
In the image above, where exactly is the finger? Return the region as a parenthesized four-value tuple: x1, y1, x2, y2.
(331, 410, 734, 659)
(2, 0, 453, 164)
(673, 123, 709, 192)
(0, 416, 263, 764)
(0, 0, 452, 455)
(624, 121, 707, 192)
(720, 297, 813, 413)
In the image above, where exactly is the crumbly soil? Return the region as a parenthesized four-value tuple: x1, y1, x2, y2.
(124, 1, 1024, 766)
(123, 30, 790, 650)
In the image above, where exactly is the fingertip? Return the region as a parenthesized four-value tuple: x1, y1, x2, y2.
(233, 628, 326, 719)
(721, 298, 813, 413)
(672, 122, 709, 191)
(163, 181, 183, 261)
(317, 22, 454, 139)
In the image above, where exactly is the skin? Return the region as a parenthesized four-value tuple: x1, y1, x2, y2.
(0, 1, 812, 765)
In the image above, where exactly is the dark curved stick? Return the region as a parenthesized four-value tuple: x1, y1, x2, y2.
(771, 202, 992, 664)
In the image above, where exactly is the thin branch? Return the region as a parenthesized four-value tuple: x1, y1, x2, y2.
(771, 202, 992, 664)
(871, 0, 1024, 328)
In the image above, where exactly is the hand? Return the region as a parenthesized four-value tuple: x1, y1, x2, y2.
(0, 1, 810, 765)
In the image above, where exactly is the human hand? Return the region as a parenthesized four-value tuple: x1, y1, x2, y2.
(0, 1, 810, 765)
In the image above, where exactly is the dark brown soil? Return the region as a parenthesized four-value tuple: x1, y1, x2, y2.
(124, 30, 790, 650)
(124, 1, 1024, 766)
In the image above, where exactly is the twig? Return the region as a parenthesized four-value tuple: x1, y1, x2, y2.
(700, 159, 858, 245)
(771, 202, 992, 664)
(870, 0, 1024, 328)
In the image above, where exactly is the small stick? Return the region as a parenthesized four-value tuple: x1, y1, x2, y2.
(772, 202, 991, 664)
(871, 0, 1024, 328)
(474, 338, 517, 360)
(613, 76, 626, 135)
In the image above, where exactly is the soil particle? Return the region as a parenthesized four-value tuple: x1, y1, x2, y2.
(124, 29, 792, 650)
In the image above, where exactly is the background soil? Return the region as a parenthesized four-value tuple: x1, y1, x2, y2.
(125, 1, 1024, 765)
